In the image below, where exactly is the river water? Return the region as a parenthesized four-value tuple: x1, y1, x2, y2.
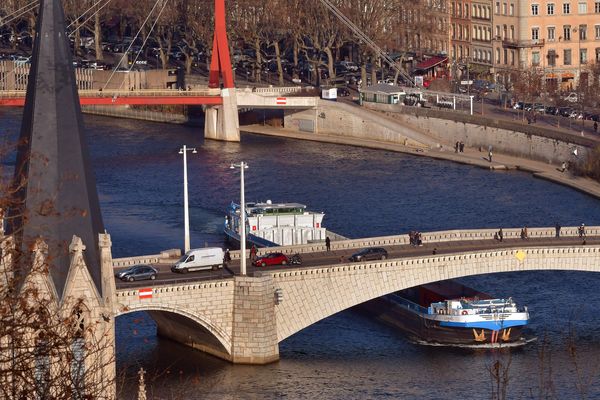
(2, 108, 600, 399)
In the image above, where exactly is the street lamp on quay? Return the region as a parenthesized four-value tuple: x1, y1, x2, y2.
(230, 162, 249, 276)
(179, 145, 197, 253)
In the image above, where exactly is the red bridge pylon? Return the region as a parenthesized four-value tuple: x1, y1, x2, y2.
(208, 0, 234, 89)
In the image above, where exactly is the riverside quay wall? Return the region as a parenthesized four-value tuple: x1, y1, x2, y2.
(362, 103, 595, 165)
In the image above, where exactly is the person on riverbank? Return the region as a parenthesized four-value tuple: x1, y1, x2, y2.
(459, 142, 465, 152)
(250, 245, 257, 261)
(455, 141, 459, 153)
(223, 249, 232, 266)
(488, 150, 493, 163)
(520, 227, 528, 240)
(555, 222, 561, 238)
(497, 228, 503, 241)
(325, 236, 331, 252)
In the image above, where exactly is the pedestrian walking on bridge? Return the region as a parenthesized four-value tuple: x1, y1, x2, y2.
(579, 223, 586, 238)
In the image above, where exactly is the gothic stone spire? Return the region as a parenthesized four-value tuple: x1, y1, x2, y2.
(9, 0, 104, 297)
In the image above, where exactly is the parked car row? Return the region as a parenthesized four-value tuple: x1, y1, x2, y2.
(512, 101, 600, 121)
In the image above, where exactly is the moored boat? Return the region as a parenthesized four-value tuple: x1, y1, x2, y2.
(357, 280, 530, 346)
(224, 200, 326, 247)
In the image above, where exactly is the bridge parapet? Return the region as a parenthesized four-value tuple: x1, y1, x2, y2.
(229, 226, 600, 259)
(238, 86, 305, 95)
(112, 248, 180, 268)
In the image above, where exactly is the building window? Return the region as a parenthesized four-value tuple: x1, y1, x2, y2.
(465, 4, 469, 17)
(532, 27, 540, 40)
(496, 25, 501, 38)
(548, 3, 555, 14)
(496, 48, 501, 63)
(548, 26, 556, 41)
(532, 4, 539, 14)
(596, 48, 600, 61)
(596, 1, 600, 12)
(548, 49, 557, 66)
(532, 52, 541, 65)
(580, 48, 588, 63)
(503, 2, 507, 14)
(578, 2, 587, 13)
(563, 3, 570, 13)
(564, 49, 572, 64)
(511, 25, 515, 39)
(595, 25, 600, 39)
(496, 1, 500, 13)
(511, 50, 515, 65)
(504, 48, 508, 64)
(510, 3, 514, 14)
(580, 25, 587, 40)
(564, 25, 571, 40)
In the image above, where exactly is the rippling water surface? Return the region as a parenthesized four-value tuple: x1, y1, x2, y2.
(2, 107, 600, 399)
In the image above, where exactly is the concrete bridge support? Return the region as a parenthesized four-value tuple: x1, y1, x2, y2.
(204, 88, 240, 142)
(120, 274, 279, 364)
(231, 275, 279, 364)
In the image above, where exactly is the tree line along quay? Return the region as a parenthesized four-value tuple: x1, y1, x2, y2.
(2, 0, 600, 93)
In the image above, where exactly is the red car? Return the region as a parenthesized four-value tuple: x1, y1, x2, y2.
(253, 252, 289, 267)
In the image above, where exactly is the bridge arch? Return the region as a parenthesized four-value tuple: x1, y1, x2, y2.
(116, 305, 232, 361)
(272, 246, 600, 342)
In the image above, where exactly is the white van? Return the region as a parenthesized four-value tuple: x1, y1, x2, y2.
(171, 248, 224, 273)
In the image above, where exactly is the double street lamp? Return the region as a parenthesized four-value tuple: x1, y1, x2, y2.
(230, 161, 249, 276)
(179, 145, 197, 253)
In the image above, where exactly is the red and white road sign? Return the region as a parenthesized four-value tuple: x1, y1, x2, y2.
(139, 288, 153, 299)
(276, 97, 287, 105)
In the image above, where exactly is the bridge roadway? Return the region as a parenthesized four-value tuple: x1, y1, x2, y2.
(114, 234, 600, 289)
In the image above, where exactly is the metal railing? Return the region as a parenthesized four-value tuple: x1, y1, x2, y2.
(0, 88, 222, 98)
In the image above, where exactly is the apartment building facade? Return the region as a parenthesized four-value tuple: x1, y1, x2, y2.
(450, 0, 473, 60)
(471, 0, 494, 69)
(394, 0, 450, 56)
(491, 0, 600, 89)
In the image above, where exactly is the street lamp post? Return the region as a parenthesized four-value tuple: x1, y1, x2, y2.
(230, 162, 249, 276)
(179, 145, 197, 253)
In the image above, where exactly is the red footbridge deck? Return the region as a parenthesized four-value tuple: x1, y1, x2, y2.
(0, 89, 224, 106)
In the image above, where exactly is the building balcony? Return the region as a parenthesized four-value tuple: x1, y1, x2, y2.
(502, 39, 545, 48)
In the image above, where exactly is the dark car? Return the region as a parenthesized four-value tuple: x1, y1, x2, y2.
(349, 247, 388, 262)
(253, 252, 290, 267)
(114, 264, 158, 282)
(337, 87, 350, 97)
(558, 107, 573, 117)
(544, 106, 558, 115)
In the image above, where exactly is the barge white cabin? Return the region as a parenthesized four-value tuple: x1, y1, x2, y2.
(224, 200, 326, 247)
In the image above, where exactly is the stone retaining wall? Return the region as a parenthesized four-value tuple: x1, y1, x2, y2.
(364, 104, 595, 165)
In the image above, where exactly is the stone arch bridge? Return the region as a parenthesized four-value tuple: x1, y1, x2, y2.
(113, 226, 600, 364)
